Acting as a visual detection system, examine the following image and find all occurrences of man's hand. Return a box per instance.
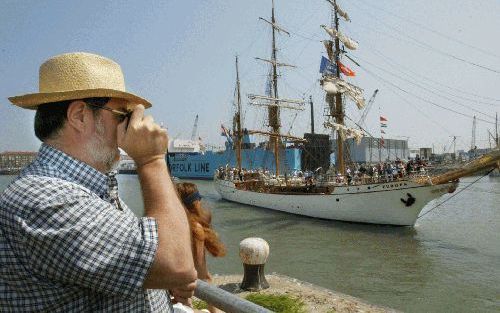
[170,280,197,306]
[117,104,168,167]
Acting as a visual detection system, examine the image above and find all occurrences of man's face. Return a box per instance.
[86,98,130,172]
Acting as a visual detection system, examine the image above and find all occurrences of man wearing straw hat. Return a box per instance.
[0,52,197,312]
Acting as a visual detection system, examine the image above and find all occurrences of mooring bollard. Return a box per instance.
[239,237,270,291]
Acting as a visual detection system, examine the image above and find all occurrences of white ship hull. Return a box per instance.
[214,178,458,226]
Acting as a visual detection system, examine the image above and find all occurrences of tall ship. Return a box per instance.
[214,0,500,226]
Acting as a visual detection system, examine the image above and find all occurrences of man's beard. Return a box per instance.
[86,114,120,172]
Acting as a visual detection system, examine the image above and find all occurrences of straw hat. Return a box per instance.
[8,52,151,109]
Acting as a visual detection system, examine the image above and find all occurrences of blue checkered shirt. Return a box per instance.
[0,144,172,312]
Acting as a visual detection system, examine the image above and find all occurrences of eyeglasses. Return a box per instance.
[86,103,131,122]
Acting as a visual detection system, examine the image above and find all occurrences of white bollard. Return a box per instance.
[239,237,270,291]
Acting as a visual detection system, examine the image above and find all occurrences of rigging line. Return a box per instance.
[349,1,500,74]
[280,76,305,99]
[351,53,497,119]
[286,29,322,42]
[284,5,326,42]
[238,23,271,80]
[417,169,494,220]
[293,38,318,65]
[360,66,461,136]
[355,0,500,60]
[345,25,500,103]
[353,60,496,125]
[366,47,500,106]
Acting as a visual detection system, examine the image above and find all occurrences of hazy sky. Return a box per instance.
[1,0,499,153]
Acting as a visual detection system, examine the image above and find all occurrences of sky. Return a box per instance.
[1,0,499,154]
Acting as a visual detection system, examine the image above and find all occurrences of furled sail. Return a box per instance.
[321,25,358,50]
[335,3,350,22]
[321,77,365,109]
[326,0,351,22]
[324,121,365,143]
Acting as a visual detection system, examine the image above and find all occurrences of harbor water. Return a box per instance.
[1,175,499,312]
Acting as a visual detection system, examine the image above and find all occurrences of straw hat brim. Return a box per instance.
[8,88,152,110]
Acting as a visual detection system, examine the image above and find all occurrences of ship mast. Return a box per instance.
[332,0,345,175]
[235,56,243,172]
[249,0,305,177]
[322,0,364,175]
[270,0,280,176]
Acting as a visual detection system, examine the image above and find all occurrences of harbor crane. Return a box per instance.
[357,89,379,128]
[191,114,199,141]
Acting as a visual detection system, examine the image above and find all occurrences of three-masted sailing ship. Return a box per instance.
[214,0,500,226]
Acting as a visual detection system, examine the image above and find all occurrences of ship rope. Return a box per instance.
[349,0,500,74]
[356,0,500,61]
[349,54,496,119]
[417,168,495,221]
[346,54,496,125]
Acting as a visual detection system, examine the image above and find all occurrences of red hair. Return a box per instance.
[175,182,226,257]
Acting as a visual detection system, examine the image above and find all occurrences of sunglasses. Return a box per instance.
[86,103,132,123]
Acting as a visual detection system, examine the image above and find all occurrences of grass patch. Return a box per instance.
[245,293,306,313]
[193,299,208,310]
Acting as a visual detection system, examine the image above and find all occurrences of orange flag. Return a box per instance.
[338,61,355,76]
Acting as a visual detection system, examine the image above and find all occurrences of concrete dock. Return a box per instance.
[210,273,399,313]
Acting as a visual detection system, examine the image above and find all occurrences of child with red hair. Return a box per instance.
[175,183,226,313]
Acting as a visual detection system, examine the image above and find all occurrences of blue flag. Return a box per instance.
[319,56,337,75]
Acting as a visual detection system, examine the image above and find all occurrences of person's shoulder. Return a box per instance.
[2,174,93,207]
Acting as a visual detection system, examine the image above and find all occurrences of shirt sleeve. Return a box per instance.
[19,186,159,298]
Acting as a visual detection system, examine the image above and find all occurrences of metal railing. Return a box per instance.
[194,279,273,313]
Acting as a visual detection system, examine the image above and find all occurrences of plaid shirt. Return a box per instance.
[0,144,172,312]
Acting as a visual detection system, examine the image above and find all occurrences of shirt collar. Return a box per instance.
[37,143,110,198]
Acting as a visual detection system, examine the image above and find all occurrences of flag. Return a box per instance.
[380,116,388,122]
[338,61,355,76]
[319,56,337,75]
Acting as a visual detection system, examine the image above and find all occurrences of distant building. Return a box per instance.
[419,148,432,160]
[409,149,420,159]
[0,151,37,173]
[332,137,409,163]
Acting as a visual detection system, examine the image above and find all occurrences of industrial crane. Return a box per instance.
[357,89,379,128]
[190,114,199,141]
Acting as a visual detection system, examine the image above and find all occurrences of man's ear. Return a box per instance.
[66,100,90,132]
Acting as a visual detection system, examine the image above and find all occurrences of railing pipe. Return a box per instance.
[194,279,273,313]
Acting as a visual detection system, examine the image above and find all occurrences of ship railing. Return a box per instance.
[194,279,272,313]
